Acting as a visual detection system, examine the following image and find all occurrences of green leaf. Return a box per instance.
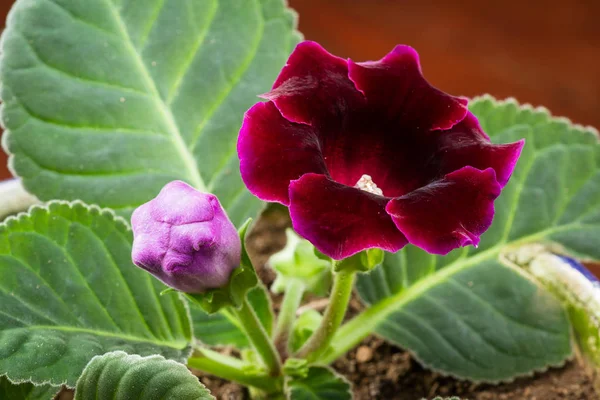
[354,96,600,381]
[0,0,300,226]
[190,285,274,348]
[286,366,352,400]
[270,229,332,296]
[0,201,192,387]
[0,376,60,400]
[334,248,384,273]
[75,351,214,400]
[282,358,309,379]
[290,310,322,354]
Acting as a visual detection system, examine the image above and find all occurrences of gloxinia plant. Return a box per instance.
[1,1,600,400]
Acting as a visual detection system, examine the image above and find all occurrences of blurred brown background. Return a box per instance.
[0,0,599,180]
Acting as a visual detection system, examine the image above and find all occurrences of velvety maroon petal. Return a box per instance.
[433,113,525,187]
[263,41,365,127]
[238,102,328,205]
[348,45,468,131]
[386,166,501,255]
[289,173,408,260]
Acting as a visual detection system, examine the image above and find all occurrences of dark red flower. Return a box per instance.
[238,41,523,259]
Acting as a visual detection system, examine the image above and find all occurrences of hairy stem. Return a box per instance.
[316,297,393,364]
[273,279,305,356]
[233,297,282,376]
[188,348,281,392]
[295,269,356,361]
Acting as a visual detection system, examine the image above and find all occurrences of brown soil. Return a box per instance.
[196,341,595,400]
[333,337,595,400]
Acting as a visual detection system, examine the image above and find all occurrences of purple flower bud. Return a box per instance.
[131,181,241,293]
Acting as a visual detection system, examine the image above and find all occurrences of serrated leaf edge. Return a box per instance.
[0,199,131,232]
[76,350,215,400]
[382,330,573,385]
[0,372,63,397]
[0,199,194,387]
[472,94,599,138]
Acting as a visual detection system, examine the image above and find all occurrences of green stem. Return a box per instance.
[233,297,282,376]
[316,297,393,364]
[188,348,281,393]
[295,269,356,361]
[273,279,305,355]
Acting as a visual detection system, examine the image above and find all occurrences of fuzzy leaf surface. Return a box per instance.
[0,202,192,387]
[75,351,213,400]
[1,0,300,225]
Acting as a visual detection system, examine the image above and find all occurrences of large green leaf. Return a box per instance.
[351,97,600,381]
[0,201,192,387]
[0,376,60,400]
[286,366,352,400]
[0,0,300,225]
[75,351,214,400]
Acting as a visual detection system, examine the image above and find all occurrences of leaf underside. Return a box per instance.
[0,376,60,400]
[0,201,192,387]
[75,351,214,400]
[357,96,600,381]
[0,0,301,226]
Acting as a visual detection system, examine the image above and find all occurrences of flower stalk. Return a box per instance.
[273,279,305,355]
[188,348,281,393]
[295,268,356,361]
[233,297,282,376]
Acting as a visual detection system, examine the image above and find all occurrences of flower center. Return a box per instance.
[355,174,384,196]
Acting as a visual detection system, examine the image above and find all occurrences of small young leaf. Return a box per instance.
[334,248,384,273]
[0,202,192,387]
[290,310,323,353]
[286,366,352,400]
[0,376,60,400]
[75,351,214,400]
[282,358,309,379]
[270,229,332,296]
[352,97,600,381]
[190,285,274,348]
[0,0,300,226]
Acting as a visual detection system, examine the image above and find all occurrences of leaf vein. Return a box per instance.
[103,0,206,191]
[447,278,564,335]
[166,0,219,104]
[189,0,266,152]
[17,31,148,96]
[136,0,167,51]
